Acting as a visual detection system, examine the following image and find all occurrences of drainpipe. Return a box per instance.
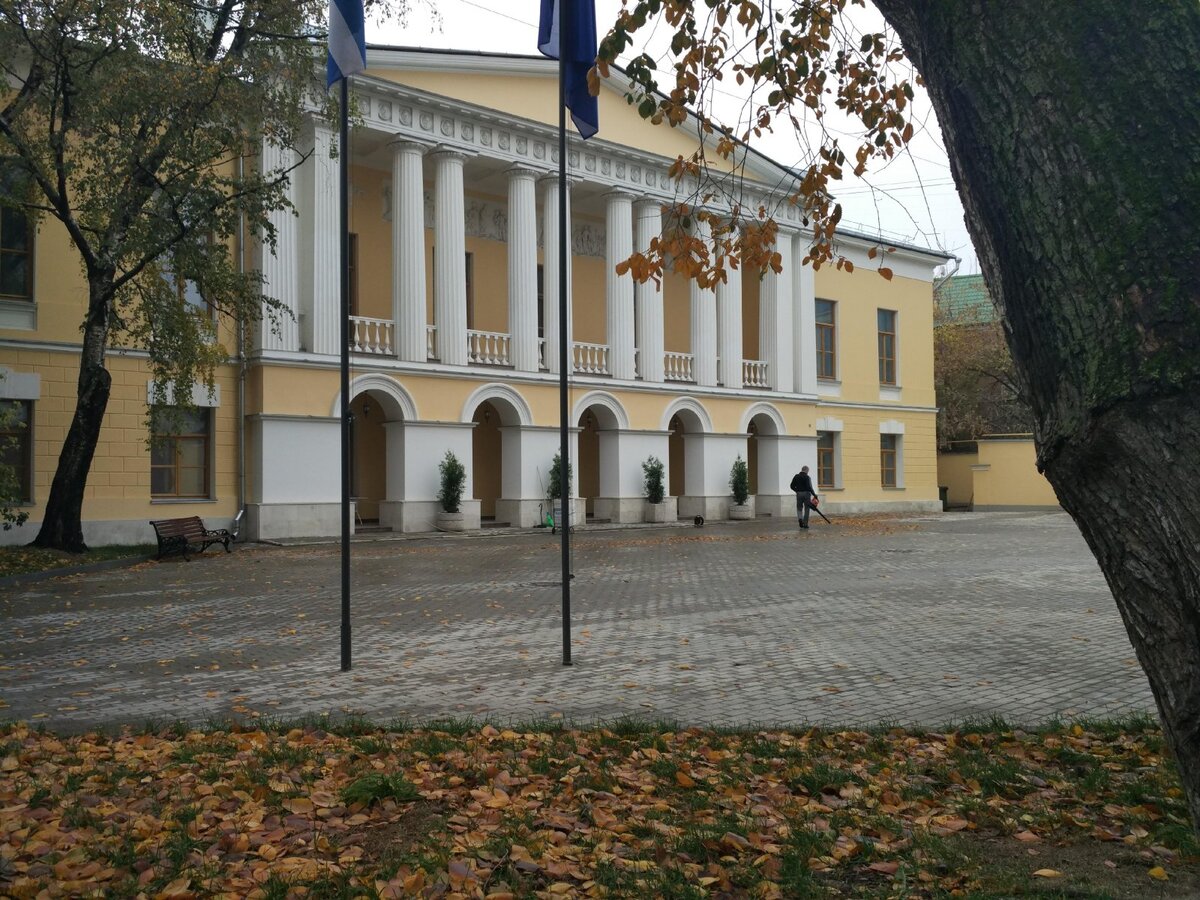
[933,254,962,298]
[236,151,247,534]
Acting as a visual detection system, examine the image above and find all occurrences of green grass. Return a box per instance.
[0,543,153,578]
[340,772,419,807]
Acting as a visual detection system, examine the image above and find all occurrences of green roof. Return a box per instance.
[935,274,996,323]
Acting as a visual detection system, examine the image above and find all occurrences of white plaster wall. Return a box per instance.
[600,429,670,499]
[401,421,475,502]
[252,416,341,503]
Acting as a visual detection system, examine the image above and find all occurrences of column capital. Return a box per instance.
[538,173,580,189]
[389,138,435,155]
[428,144,474,163]
[634,198,663,215]
[604,189,636,203]
[505,164,541,181]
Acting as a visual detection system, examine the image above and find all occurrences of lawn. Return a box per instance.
[0,717,1196,898]
[0,544,153,579]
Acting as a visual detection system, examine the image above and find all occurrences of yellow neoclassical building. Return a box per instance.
[0,47,951,545]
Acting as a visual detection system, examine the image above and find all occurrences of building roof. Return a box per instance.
[935,274,995,322]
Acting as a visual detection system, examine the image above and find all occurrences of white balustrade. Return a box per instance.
[468,330,512,366]
[349,316,394,355]
[664,351,695,383]
[743,359,769,388]
[426,324,437,360]
[572,342,610,376]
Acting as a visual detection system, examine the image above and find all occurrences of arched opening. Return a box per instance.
[351,389,400,525]
[577,403,622,519]
[469,394,525,524]
[747,408,785,515]
[472,401,503,520]
[668,414,685,499]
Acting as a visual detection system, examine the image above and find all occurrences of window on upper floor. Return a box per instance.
[0,400,32,504]
[0,162,33,303]
[816,431,837,489]
[881,433,900,488]
[151,407,212,499]
[815,299,837,380]
[878,308,898,385]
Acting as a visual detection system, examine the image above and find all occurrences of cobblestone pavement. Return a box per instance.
[0,511,1155,732]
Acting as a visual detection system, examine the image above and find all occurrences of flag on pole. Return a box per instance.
[328,0,367,87]
[538,0,600,139]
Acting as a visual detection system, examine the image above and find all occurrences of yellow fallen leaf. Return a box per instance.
[1149,866,1169,881]
[675,771,697,788]
[283,797,313,814]
[1033,869,1063,878]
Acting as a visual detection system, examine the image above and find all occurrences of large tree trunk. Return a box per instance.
[872,0,1200,824]
[32,277,115,553]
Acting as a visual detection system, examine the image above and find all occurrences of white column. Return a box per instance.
[716,228,743,389]
[432,148,468,366]
[507,167,540,373]
[775,233,795,393]
[605,191,636,380]
[541,176,573,374]
[690,219,718,387]
[392,141,428,363]
[300,123,340,356]
[259,139,300,352]
[634,200,664,382]
[793,231,818,394]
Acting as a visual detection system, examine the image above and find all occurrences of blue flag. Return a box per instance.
[538,0,600,139]
[327,0,367,87]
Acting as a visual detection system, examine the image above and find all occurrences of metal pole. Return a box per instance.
[339,76,352,672]
[558,0,572,667]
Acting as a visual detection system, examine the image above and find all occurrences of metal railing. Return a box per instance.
[467,330,512,366]
[664,351,695,383]
[349,316,394,355]
[743,359,769,388]
[572,342,610,376]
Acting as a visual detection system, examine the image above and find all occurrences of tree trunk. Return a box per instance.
[32,276,115,553]
[873,0,1200,825]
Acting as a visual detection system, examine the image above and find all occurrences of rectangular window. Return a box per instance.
[0,400,32,503]
[816,431,836,489]
[878,309,897,385]
[815,299,836,380]
[0,163,33,302]
[151,408,212,499]
[881,433,899,488]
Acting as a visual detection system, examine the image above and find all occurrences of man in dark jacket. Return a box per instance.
[790,466,817,529]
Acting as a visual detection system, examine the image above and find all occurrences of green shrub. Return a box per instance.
[438,451,466,513]
[730,455,750,505]
[642,455,665,504]
[547,451,572,500]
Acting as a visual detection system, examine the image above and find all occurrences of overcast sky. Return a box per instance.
[370,0,978,275]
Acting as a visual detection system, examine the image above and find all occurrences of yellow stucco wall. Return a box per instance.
[974,438,1060,508]
[937,450,977,507]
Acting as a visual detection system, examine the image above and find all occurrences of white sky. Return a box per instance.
[370,0,979,275]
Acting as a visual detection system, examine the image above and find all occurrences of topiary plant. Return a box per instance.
[730,455,750,506]
[643,455,665,504]
[438,450,466,513]
[547,451,572,501]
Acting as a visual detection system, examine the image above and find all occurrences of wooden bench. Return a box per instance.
[149,515,234,560]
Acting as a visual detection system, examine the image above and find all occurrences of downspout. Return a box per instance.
[236,151,247,533]
[933,254,961,296]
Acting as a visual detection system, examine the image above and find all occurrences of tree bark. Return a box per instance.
[32,276,115,553]
[872,0,1200,825]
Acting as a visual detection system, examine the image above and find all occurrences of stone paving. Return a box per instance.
[0,511,1155,732]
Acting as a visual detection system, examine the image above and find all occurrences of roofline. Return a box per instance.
[362,45,955,264]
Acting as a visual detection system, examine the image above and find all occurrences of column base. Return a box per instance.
[593,497,645,524]
[678,495,731,521]
[248,503,342,541]
[380,499,482,533]
[755,494,796,517]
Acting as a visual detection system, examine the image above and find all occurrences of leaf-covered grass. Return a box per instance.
[0,543,153,579]
[1,719,1197,898]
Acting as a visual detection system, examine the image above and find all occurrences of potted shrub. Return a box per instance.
[642,455,674,523]
[547,451,574,530]
[436,450,467,531]
[729,455,753,519]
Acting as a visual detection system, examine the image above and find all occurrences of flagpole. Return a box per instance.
[558,0,572,667]
[339,74,352,672]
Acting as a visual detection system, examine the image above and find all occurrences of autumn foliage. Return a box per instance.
[1,720,1194,897]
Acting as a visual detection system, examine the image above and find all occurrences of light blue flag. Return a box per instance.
[327,0,367,87]
[538,0,600,139]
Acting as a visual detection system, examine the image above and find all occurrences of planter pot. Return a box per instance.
[644,501,671,523]
[729,503,753,520]
[436,510,467,532]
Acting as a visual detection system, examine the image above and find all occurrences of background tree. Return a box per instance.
[0,0,412,552]
[934,296,1031,447]
[600,0,1200,830]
